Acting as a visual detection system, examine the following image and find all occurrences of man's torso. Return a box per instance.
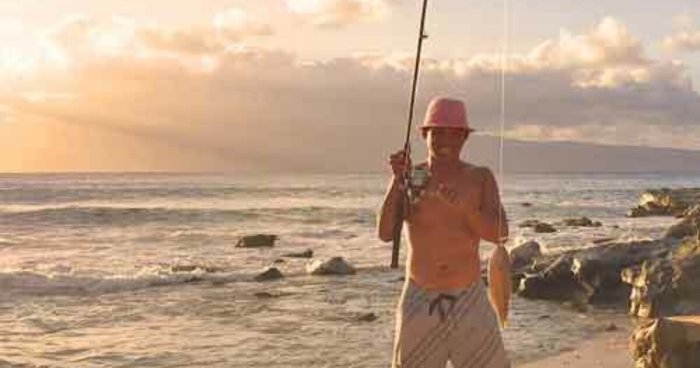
[405,161,486,290]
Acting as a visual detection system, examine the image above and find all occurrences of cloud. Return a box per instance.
[1,16,699,172]
[663,30,700,53]
[286,0,388,28]
[45,9,273,61]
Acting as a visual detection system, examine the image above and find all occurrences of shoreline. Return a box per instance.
[514,316,633,368]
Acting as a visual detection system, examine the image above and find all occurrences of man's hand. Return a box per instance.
[388,150,411,181]
[434,174,483,212]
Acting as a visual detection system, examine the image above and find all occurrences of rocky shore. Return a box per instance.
[235,188,700,367]
[509,187,700,367]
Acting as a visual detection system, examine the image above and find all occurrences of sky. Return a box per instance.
[1,0,700,172]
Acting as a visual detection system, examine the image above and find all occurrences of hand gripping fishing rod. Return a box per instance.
[391,0,429,269]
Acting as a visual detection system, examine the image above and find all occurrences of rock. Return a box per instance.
[282,249,313,258]
[236,234,278,248]
[517,254,586,302]
[629,188,700,217]
[521,202,533,207]
[604,323,618,332]
[593,221,603,227]
[664,218,698,240]
[631,316,700,368]
[518,219,541,228]
[534,222,557,233]
[254,291,276,298]
[623,240,700,318]
[306,257,356,276]
[273,258,286,264]
[683,203,700,219]
[573,240,671,303]
[518,239,673,305]
[563,217,594,227]
[510,240,542,270]
[592,237,615,244]
[254,267,284,282]
[358,312,378,322]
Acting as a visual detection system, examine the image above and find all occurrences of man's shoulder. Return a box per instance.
[460,162,493,176]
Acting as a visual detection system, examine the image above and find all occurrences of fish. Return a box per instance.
[487,245,511,329]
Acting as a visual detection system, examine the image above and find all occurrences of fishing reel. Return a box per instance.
[407,166,430,205]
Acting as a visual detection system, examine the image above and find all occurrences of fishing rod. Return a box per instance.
[391,0,429,269]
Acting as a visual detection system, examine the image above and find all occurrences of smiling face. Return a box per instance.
[423,127,469,161]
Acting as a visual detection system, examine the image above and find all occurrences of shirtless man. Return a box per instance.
[377,97,511,368]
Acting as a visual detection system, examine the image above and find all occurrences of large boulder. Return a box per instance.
[623,240,700,318]
[572,240,671,303]
[518,240,673,305]
[517,254,587,302]
[628,188,700,217]
[236,234,278,248]
[631,316,700,368]
[509,240,542,270]
[306,257,356,276]
[664,218,699,240]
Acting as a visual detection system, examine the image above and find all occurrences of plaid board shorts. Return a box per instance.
[391,278,511,368]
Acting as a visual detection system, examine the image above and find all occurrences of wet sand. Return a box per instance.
[516,323,632,368]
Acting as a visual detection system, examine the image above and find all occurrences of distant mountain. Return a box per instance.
[461,135,700,173]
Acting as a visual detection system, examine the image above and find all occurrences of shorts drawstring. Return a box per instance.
[428,293,457,322]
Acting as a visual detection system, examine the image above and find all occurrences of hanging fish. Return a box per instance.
[488,244,511,328]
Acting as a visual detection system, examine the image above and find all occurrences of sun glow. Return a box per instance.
[286,0,324,14]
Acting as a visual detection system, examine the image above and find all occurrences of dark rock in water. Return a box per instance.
[518,219,541,228]
[254,267,284,282]
[521,202,533,207]
[282,249,313,258]
[306,257,356,276]
[358,312,378,322]
[534,222,557,233]
[254,291,276,299]
[273,258,286,264]
[563,217,595,227]
[593,221,603,227]
[628,188,700,217]
[631,316,700,368]
[624,239,700,318]
[236,234,278,248]
[591,237,615,245]
[510,240,542,270]
[604,323,618,332]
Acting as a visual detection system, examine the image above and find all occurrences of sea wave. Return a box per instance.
[0,185,380,205]
[0,205,376,227]
[0,266,248,298]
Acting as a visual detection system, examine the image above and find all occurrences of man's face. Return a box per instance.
[424,127,468,159]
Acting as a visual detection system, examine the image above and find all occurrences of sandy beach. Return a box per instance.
[517,324,632,368]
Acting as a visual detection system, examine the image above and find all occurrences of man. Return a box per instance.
[377,97,511,368]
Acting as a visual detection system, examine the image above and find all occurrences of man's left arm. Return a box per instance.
[466,167,509,244]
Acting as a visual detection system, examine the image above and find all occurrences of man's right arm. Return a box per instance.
[376,178,406,242]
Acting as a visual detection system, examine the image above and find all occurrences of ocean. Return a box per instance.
[1,172,698,367]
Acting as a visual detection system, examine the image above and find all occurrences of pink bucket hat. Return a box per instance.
[419,97,474,133]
